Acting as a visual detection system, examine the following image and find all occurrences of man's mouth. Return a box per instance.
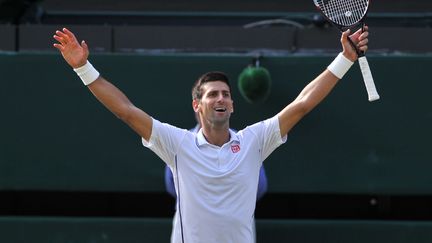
[214,107,227,112]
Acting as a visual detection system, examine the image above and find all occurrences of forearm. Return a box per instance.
[296,52,354,112]
[53,28,154,140]
[87,76,135,119]
[87,77,153,140]
[278,53,353,136]
[73,61,133,118]
[294,69,339,113]
[277,70,338,135]
[72,61,152,140]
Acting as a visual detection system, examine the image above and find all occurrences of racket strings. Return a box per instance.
[318,0,368,26]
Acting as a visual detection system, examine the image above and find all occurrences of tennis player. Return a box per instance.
[53,26,369,243]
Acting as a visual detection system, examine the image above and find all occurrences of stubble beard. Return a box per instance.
[206,113,230,130]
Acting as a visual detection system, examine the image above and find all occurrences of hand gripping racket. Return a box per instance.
[313,0,380,101]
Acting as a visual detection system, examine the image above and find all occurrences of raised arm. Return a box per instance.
[277,27,369,137]
[53,28,153,141]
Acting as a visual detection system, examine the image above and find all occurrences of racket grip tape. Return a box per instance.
[358,56,380,102]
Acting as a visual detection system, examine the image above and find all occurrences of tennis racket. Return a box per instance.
[313,0,380,102]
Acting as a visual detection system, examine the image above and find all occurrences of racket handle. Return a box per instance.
[358,56,380,102]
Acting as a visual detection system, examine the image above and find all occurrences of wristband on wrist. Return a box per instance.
[73,61,100,86]
[327,53,354,79]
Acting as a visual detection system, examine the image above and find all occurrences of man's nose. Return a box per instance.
[216,93,225,102]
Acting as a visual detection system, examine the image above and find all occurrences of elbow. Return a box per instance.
[114,104,135,123]
[295,98,313,117]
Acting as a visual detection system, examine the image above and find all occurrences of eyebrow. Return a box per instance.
[206,89,230,95]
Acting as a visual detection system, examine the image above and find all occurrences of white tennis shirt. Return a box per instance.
[142,115,286,243]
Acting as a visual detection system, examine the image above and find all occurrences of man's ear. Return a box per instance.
[192,99,200,112]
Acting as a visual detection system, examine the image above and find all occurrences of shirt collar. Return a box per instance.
[196,128,239,147]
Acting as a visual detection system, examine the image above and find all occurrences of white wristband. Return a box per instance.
[327,53,354,79]
[73,61,100,86]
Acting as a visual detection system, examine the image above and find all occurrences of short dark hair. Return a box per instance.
[191,71,231,100]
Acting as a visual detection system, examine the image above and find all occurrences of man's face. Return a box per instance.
[193,81,234,127]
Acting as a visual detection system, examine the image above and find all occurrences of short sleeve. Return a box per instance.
[142,118,187,167]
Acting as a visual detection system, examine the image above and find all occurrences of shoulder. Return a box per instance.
[241,116,279,134]
[147,118,192,145]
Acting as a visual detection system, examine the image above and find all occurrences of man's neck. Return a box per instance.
[201,126,230,147]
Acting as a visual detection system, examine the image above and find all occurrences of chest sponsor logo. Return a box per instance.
[231,144,240,153]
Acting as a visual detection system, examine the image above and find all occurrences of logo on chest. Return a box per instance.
[231,144,241,153]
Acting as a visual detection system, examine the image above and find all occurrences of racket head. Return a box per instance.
[313,0,370,30]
